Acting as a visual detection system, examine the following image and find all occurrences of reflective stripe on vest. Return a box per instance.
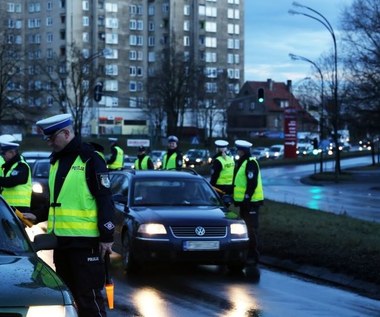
[233,158,264,202]
[163,152,177,170]
[2,159,32,208]
[215,156,235,186]
[48,157,99,237]
[134,156,149,170]
[108,146,124,170]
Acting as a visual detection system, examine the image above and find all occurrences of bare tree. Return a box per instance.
[340,0,380,163]
[36,43,105,138]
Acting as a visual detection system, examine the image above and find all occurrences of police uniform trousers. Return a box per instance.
[239,202,260,262]
[54,248,107,317]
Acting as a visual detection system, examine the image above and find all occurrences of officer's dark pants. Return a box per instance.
[240,203,260,263]
[54,248,107,317]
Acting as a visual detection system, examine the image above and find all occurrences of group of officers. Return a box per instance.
[0,115,263,317]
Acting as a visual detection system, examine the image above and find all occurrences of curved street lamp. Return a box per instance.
[289,53,324,173]
[289,2,341,176]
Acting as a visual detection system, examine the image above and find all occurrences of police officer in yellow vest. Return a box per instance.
[134,146,154,170]
[162,135,183,170]
[0,134,18,177]
[210,140,235,196]
[233,140,264,265]
[0,141,34,220]
[36,114,115,317]
[107,137,124,170]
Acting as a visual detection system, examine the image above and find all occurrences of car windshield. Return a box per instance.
[186,150,204,158]
[0,199,30,254]
[33,161,50,178]
[132,178,221,207]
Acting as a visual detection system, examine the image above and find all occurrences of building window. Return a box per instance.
[83,16,89,26]
[184,5,190,15]
[148,36,155,46]
[184,36,190,46]
[129,66,136,76]
[205,7,217,17]
[129,81,137,92]
[205,37,217,48]
[129,50,137,60]
[82,0,89,10]
[46,17,53,26]
[83,32,89,42]
[205,22,217,32]
[47,33,53,43]
[184,20,190,31]
[148,5,155,16]
[106,33,118,44]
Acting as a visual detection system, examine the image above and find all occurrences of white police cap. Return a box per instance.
[0,141,20,153]
[215,140,229,148]
[235,139,253,149]
[36,114,72,136]
[168,135,178,143]
[0,134,17,143]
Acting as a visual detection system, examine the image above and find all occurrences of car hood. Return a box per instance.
[0,255,71,307]
[131,206,235,225]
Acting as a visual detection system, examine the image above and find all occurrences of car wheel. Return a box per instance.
[121,233,140,274]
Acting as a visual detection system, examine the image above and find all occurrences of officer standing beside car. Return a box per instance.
[134,146,154,170]
[162,135,183,170]
[210,140,235,196]
[106,137,124,171]
[36,113,115,317]
[0,140,34,220]
[232,139,264,265]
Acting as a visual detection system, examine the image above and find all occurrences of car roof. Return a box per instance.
[111,169,202,180]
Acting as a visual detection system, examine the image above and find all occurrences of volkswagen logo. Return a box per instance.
[195,226,205,236]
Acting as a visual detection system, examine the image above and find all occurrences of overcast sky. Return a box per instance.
[244,0,353,83]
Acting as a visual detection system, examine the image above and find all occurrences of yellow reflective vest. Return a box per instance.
[2,159,32,208]
[233,158,264,202]
[134,156,149,170]
[215,155,235,186]
[108,146,124,170]
[48,157,99,237]
[163,152,178,170]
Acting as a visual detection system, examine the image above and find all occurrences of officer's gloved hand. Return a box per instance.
[99,242,114,260]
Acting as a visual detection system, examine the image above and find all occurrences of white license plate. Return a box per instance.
[183,241,220,251]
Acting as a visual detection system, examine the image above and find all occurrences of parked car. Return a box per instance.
[183,149,211,167]
[30,159,50,218]
[22,151,51,169]
[251,147,269,160]
[358,140,372,151]
[123,155,136,170]
[296,143,314,156]
[109,170,249,274]
[150,150,166,169]
[0,195,78,316]
[268,144,284,159]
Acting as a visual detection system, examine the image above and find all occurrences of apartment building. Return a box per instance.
[4,0,244,139]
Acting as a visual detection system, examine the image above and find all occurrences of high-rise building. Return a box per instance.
[4,0,244,138]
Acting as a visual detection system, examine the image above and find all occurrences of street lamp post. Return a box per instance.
[289,1,340,177]
[289,53,324,173]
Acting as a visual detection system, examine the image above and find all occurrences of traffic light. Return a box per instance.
[257,88,264,103]
[94,82,103,102]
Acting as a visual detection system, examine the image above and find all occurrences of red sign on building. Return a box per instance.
[284,108,297,159]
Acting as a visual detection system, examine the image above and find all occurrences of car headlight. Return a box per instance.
[32,182,44,194]
[27,305,78,317]
[230,223,247,235]
[138,223,167,235]
[195,158,201,163]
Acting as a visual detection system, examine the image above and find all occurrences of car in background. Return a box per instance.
[123,155,136,170]
[150,150,166,169]
[183,149,211,167]
[251,147,269,160]
[109,170,249,274]
[358,140,372,151]
[268,144,284,159]
[22,151,51,169]
[30,159,50,218]
[0,195,78,316]
[296,143,314,156]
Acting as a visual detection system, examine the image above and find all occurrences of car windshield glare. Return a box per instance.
[132,179,221,207]
[0,200,30,254]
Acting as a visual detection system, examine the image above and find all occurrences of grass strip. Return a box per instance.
[255,200,380,285]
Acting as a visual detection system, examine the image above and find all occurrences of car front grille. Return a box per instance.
[170,226,227,238]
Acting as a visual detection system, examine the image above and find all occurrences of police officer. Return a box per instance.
[0,134,17,177]
[36,113,115,317]
[233,140,264,265]
[210,140,235,196]
[106,137,124,170]
[162,135,183,170]
[0,141,34,218]
[134,146,154,170]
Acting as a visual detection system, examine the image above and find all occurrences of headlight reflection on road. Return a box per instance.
[133,287,168,317]
[224,286,260,316]
[307,187,323,210]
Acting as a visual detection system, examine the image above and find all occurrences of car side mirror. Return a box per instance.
[222,195,234,207]
[32,233,58,251]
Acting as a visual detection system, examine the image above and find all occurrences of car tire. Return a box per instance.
[122,233,140,274]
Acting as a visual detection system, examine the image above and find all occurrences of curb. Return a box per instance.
[260,256,380,300]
